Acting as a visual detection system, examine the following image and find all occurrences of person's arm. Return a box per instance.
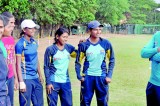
[141,36,158,58]
[75,43,85,81]
[12,59,19,90]
[150,48,160,62]
[37,60,44,84]
[44,47,54,94]
[44,47,53,85]
[13,44,19,90]
[69,44,77,58]
[15,42,26,92]
[16,55,26,92]
[106,42,115,83]
[0,52,8,95]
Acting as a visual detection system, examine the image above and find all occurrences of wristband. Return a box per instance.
[19,82,26,89]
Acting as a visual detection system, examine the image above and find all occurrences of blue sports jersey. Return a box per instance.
[15,36,38,79]
[0,48,8,96]
[75,37,115,80]
[141,31,160,86]
[0,40,7,58]
[44,44,76,85]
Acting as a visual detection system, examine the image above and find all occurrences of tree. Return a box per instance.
[0,0,30,20]
[56,0,78,26]
[75,0,98,24]
[96,0,129,25]
[29,0,78,26]
[128,0,157,24]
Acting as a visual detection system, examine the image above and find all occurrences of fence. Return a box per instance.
[113,24,160,35]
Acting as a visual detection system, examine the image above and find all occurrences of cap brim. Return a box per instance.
[27,24,40,29]
[35,24,40,29]
[99,25,104,27]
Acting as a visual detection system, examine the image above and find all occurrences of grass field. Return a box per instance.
[14,34,152,106]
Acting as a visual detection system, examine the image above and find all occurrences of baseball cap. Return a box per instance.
[87,20,103,30]
[21,19,40,30]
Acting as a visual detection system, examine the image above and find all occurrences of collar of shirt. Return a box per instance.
[22,36,35,44]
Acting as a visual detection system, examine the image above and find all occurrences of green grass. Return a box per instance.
[14,34,152,106]
[108,35,151,106]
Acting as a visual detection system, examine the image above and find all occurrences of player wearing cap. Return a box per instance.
[75,20,115,106]
[15,19,43,106]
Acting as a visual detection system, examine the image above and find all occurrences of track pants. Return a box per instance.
[80,75,109,106]
[146,82,160,106]
[0,95,11,106]
[47,82,72,106]
[7,76,14,106]
[19,78,43,106]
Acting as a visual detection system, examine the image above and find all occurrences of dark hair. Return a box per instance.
[1,15,9,26]
[54,27,69,44]
[0,15,8,27]
[19,30,25,38]
[1,12,14,18]
[86,27,93,32]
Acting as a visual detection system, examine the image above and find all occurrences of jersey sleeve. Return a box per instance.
[44,47,53,85]
[106,42,115,78]
[141,35,158,58]
[151,53,160,62]
[15,41,24,56]
[68,44,77,58]
[75,43,85,80]
[0,48,8,96]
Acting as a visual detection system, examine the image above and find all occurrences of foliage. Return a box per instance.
[28,0,58,25]
[128,0,157,24]
[75,0,98,24]
[24,0,97,26]
[57,0,78,26]
[96,0,129,25]
[152,3,160,24]
[0,0,30,19]
[0,0,159,27]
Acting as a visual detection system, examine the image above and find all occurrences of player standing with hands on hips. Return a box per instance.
[75,20,115,106]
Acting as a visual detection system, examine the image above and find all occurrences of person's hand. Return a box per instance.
[46,84,54,94]
[39,76,44,84]
[14,78,19,90]
[80,77,85,82]
[158,47,160,52]
[79,39,86,44]
[19,82,26,92]
[105,77,112,83]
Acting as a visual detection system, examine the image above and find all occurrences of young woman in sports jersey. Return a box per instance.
[1,12,19,106]
[44,27,76,106]
[141,31,160,106]
[75,20,115,106]
[15,19,44,106]
[0,15,11,106]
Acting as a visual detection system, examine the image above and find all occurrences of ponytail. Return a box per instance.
[19,31,25,38]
